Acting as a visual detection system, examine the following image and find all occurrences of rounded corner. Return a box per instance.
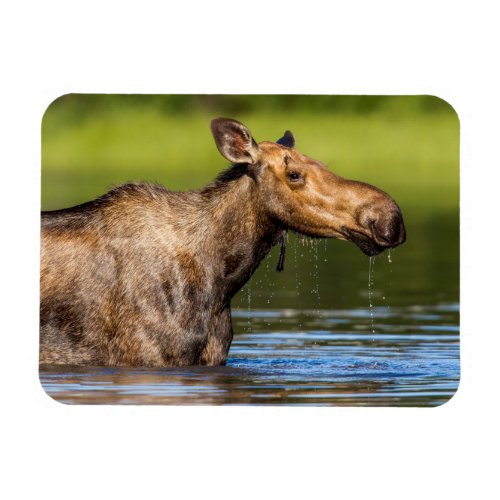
[41,93,75,129]
[431,373,461,409]
[38,369,70,406]
[423,94,460,128]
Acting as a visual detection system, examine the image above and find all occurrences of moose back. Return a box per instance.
[40,118,405,366]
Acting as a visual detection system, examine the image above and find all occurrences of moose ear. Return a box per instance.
[276,130,295,148]
[210,118,261,164]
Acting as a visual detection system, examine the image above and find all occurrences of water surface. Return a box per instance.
[41,304,458,406]
[40,211,459,406]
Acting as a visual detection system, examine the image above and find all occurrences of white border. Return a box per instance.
[2,1,498,499]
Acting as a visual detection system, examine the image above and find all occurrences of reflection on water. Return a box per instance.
[40,212,459,406]
[40,303,459,406]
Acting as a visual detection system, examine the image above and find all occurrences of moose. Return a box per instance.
[40,118,406,367]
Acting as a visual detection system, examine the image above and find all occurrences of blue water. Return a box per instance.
[40,303,459,406]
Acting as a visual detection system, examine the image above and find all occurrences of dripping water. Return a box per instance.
[264,253,274,327]
[312,240,321,315]
[384,248,394,319]
[293,235,302,331]
[388,248,394,285]
[304,237,314,323]
[381,249,393,304]
[264,252,270,283]
[246,282,252,333]
[368,256,376,337]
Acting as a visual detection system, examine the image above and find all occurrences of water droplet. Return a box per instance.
[368,256,376,336]
[246,282,252,333]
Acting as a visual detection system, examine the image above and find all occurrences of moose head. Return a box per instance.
[211,118,406,256]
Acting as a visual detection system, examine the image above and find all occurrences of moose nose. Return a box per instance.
[372,211,406,247]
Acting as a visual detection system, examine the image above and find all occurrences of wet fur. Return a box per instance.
[40,118,405,367]
[40,175,282,366]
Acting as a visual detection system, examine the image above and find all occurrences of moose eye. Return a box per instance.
[287,170,302,182]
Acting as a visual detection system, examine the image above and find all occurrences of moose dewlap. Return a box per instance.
[40,118,406,367]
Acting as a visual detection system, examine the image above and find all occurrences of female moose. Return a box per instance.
[40,118,405,367]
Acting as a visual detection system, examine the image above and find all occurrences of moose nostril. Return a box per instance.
[373,212,403,246]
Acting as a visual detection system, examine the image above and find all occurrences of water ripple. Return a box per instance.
[40,302,460,406]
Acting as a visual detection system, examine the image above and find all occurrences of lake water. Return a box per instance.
[40,209,460,406]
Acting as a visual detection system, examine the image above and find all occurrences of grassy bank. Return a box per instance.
[42,98,459,212]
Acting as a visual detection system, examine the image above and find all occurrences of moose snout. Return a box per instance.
[371,210,406,248]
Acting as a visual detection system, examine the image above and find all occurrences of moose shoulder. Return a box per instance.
[40,118,405,367]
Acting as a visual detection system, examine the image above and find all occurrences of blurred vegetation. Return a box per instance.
[41,94,459,212]
[41,95,459,310]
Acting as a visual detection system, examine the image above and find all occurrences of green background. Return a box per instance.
[42,94,458,211]
[41,94,459,313]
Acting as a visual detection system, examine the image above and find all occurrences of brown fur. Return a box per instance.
[40,118,405,367]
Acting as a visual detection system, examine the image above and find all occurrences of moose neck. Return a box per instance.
[197,169,283,301]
